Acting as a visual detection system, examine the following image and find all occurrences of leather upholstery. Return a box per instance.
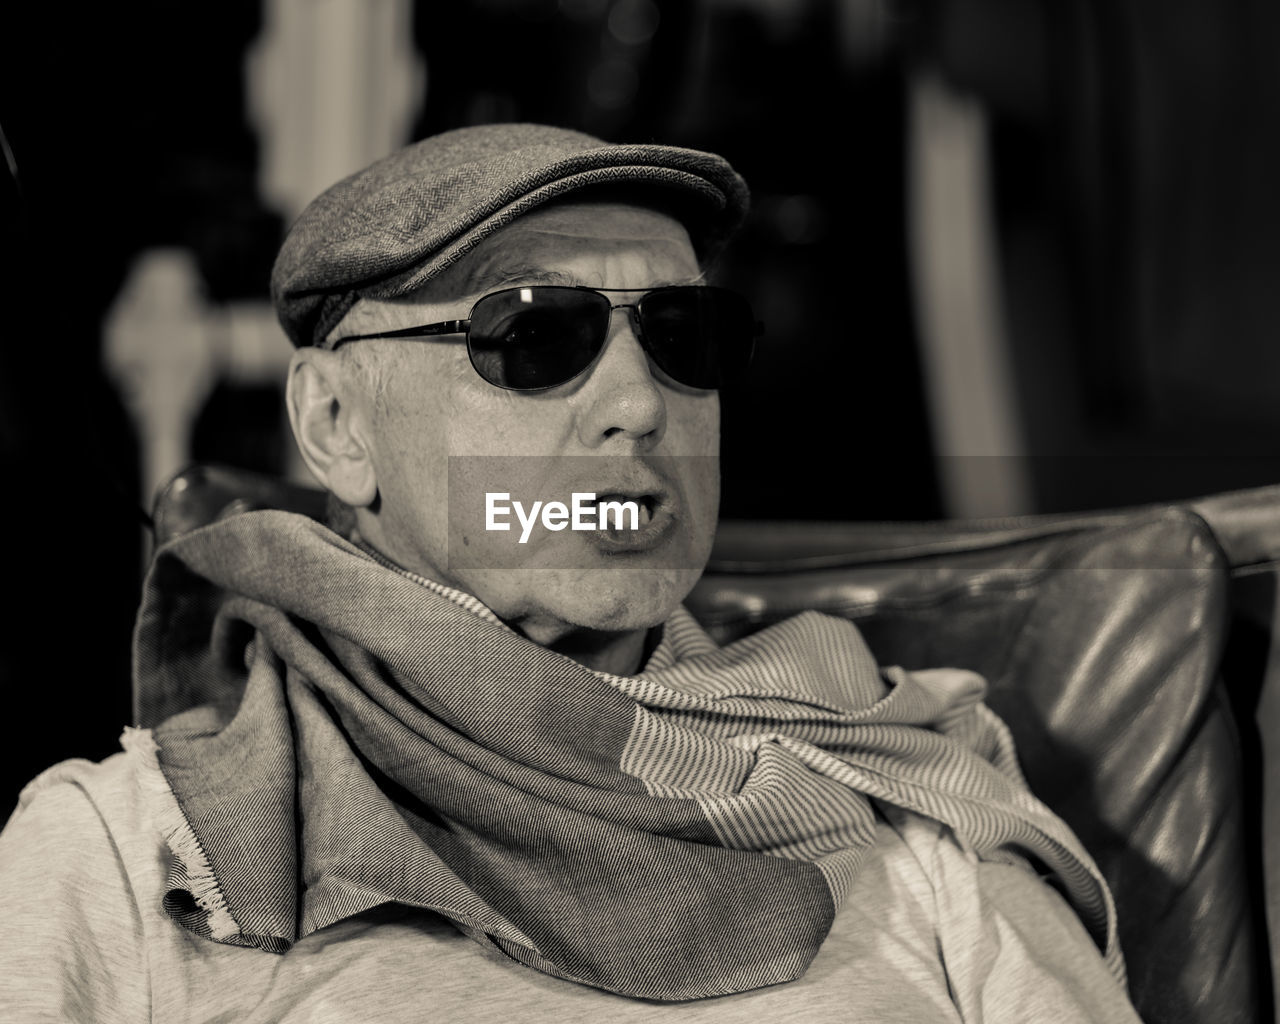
[152,465,1275,1023]
[695,509,1262,1024]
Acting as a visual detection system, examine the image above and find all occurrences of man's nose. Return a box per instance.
[575,307,666,448]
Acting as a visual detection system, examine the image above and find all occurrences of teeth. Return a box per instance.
[584,493,660,532]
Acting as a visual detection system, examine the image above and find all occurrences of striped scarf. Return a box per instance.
[130,510,1122,1000]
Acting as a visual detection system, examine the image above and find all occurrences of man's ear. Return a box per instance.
[286,348,378,508]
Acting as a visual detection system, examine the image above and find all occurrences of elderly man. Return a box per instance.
[0,125,1140,1022]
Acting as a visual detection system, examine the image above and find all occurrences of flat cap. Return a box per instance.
[270,123,750,347]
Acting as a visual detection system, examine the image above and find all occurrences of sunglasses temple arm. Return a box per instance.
[332,319,472,346]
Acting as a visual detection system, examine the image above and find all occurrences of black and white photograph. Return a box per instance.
[1,1,1277,1020]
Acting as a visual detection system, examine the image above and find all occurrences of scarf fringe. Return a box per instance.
[121,726,242,943]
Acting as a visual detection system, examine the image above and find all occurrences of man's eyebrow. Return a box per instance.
[462,266,580,291]
[494,268,580,288]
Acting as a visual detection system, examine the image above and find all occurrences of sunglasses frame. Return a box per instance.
[329,285,761,392]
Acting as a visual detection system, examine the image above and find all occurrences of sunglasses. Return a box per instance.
[330,285,761,391]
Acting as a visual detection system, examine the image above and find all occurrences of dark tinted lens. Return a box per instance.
[636,287,756,388]
[467,287,611,389]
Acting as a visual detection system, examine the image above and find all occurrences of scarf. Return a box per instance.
[127,510,1122,1000]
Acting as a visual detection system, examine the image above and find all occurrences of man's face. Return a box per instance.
[334,201,720,646]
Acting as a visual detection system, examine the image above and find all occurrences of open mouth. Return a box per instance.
[584,489,676,551]
[590,492,657,528]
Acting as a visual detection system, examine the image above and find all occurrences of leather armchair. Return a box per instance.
[154,465,1278,1024]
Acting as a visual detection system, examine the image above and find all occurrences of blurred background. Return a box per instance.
[3,0,1280,805]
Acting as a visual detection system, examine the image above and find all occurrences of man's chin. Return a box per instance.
[463,566,703,638]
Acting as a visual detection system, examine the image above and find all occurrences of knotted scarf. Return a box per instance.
[128,510,1122,1000]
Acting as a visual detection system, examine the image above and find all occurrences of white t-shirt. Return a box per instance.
[0,748,1140,1023]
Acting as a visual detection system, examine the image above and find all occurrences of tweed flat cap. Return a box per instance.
[271,123,750,347]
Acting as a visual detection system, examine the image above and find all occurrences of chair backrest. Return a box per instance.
[153,464,1273,1024]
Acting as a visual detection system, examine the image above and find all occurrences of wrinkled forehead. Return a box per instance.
[330,200,701,338]
[445,201,700,294]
